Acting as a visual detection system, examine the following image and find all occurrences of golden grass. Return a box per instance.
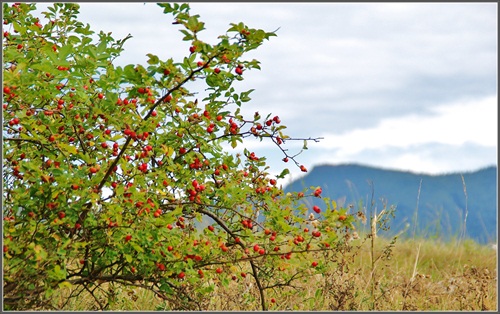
[50,236,497,311]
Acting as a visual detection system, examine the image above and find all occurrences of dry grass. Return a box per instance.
[51,236,497,311]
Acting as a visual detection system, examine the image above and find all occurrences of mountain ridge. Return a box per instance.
[284,163,497,244]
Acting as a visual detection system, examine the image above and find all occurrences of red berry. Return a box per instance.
[216,267,223,274]
[312,261,318,267]
[178,272,185,279]
[313,206,321,214]
[214,68,221,74]
[207,225,215,232]
[125,234,132,242]
[235,67,243,75]
[58,211,66,219]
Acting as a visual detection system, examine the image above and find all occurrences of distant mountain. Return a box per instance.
[284,164,497,244]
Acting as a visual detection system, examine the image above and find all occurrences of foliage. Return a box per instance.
[2,2,357,310]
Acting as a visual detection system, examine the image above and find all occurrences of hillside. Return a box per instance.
[284,164,497,244]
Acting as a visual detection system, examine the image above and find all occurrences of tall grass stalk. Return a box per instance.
[458,174,469,247]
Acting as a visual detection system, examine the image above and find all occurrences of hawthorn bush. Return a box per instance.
[3,3,356,310]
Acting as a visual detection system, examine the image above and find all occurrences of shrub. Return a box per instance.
[2,3,355,310]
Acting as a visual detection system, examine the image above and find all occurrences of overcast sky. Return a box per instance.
[35,2,497,183]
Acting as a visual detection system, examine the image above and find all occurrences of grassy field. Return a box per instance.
[52,235,497,311]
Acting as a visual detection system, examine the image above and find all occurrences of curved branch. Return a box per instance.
[196,206,267,310]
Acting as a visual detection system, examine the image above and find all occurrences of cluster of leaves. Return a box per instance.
[2,2,357,310]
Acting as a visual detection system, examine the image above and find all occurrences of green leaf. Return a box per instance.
[58,281,73,289]
[58,143,78,155]
[206,74,219,87]
[58,44,73,60]
[96,39,107,54]
[146,53,160,65]
[180,29,194,41]
[131,243,144,253]
[277,168,290,179]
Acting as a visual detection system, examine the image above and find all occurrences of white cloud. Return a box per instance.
[317,95,497,155]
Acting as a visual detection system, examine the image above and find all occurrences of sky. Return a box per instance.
[34,2,498,184]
